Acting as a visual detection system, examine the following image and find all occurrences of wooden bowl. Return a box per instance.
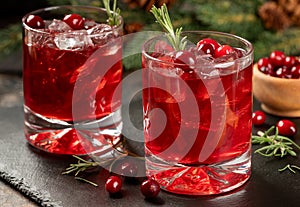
[253,64,300,117]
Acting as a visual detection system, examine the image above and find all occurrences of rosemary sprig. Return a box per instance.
[150,3,187,51]
[103,0,121,26]
[252,126,300,157]
[62,155,101,176]
[278,164,300,174]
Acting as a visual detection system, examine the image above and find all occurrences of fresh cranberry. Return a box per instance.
[274,66,290,78]
[283,56,297,69]
[214,45,234,58]
[173,50,196,71]
[257,57,273,75]
[105,175,122,194]
[63,13,85,30]
[25,15,45,29]
[197,38,220,50]
[276,119,297,137]
[291,65,300,79]
[252,110,266,126]
[269,50,285,67]
[197,43,215,55]
[140,178,160,198]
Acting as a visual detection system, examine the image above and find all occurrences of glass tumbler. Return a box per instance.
[142,31,253,195]
[22,5,123,155]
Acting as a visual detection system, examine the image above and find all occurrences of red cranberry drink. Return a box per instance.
[142,31,253,195]
[22,6,123,155]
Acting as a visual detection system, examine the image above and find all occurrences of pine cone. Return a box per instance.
[278,0,300,15]
[258,1,292,31]
[291,5,300,26]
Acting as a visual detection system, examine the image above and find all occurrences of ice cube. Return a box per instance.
[87,24,115,45]
[48,19,72,32]
[54,30,94,51]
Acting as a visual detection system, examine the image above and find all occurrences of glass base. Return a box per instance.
[145,147,251,196]
[24,106,123,155]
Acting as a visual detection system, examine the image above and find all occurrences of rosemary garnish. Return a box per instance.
[278,164,300,174]
[150,3,187,51]
[252,126,300,157]
[103,0,121,26]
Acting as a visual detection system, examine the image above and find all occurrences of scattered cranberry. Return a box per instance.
[276,119,297,137]
[25,15,45,29]
[105,175,122,194]
[252,110,266,126]
[269,50,285,67]
[140,178,160,198]
[214,45,234,58]
[63,13,85,30]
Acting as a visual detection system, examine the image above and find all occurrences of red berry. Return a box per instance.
[140,178,160,198]
[257,57,273,75]
[25,15,45,29]
[276,119,297,137]
[214,45,234,58]
[105,175,122,194]
[252,110,266,126]
[275,66,291,78]
[197,38,220,50]
[283,56,297,69]
[291,65,300,79]
[269,50,285,67]
[197,43,215,55]
[63,13,85,30]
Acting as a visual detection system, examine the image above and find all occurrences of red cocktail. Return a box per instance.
[22,6,123,155]
[142,31,253,195]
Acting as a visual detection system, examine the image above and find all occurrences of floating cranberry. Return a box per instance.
[291,65,300,79]
[197,43,215,55]
[63,13,85,30]
[25,15,45,29]
[252,110,266,126]
[214,45,234,58]
[269,50,285,67]
[105,175,122,194]
[197,38,220,51]
[276,119,297,137]
[140,178,160,198]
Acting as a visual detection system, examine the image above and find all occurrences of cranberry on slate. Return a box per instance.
[25,15,45,29]
[140,178,160,198]
[276,119,297,137]
[252,110,266,126]
[63,13,85,30]
[214,45,234,58]
[269,50,285,67]
[105,175,122,194]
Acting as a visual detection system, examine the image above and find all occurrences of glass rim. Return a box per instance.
[22,5,123,35]
[142,30,254,68]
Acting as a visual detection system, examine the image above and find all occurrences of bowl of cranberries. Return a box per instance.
[253,50,300,117]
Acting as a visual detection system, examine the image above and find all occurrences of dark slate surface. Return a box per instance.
[0,73,300,207]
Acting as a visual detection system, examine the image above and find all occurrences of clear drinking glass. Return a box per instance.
[142,31,253,195]
[22,5,123,155]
